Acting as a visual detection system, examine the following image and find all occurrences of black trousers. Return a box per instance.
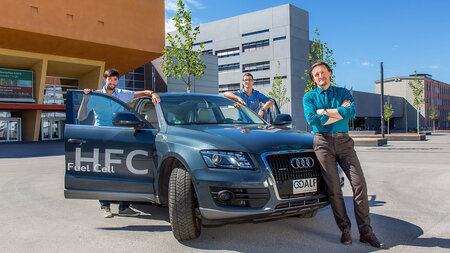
[314,132,372,235]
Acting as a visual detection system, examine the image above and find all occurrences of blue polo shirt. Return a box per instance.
[86,88,135,126]
[233,89,274,113]
[303,86,356,133]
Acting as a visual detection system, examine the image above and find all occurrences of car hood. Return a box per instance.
[166,124,314,154]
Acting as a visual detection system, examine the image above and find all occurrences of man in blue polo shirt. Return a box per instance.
[77,68,160,218]
[224,73,274,117]
[303,62,385,249]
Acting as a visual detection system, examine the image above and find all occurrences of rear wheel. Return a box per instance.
[298,209,318,218]
[169,167,201,241]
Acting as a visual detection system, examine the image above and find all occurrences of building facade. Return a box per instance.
[0,0,164,142]
[351,90,404,132]
[375,74,450,130]
[190,4,311,128]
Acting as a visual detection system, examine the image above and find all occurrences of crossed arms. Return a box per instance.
[303,89,356,128]
[316,100,351,126]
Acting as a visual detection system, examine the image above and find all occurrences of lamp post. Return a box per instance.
[380,62,385,138]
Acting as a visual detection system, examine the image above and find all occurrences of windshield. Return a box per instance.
[160,95,266,125]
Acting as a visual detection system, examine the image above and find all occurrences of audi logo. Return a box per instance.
[290,157,315,169]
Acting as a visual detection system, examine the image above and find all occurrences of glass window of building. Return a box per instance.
[44,77,78,105]
[121,66,145,91]
[218,63,240,73]
[219,83,240,93]
[193,40,213,46]
[242,39,270,52]
[241,29,269,37]
[202,49,213,55]
[0,111,21,142]
[253,78,270,86]
[216,47,240,58]
[242,61,270,72]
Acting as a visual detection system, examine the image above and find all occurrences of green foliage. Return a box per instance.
[383,97,394,122]
[408,71,426,108]
[408,71,426,134]
[429,104,438,120]
[383,96,394,134]
[268,62,290,110]
[301,27,337,93]
[161,0,206,92]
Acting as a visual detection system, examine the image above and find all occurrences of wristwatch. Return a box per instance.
[321,109,327,115]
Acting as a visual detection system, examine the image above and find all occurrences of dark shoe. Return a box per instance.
[340,231,352,245]
[118,207,140,217]
[360,231,386,249]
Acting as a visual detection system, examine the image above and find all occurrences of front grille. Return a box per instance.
[264,151,327,199]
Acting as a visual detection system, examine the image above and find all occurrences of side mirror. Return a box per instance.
[272,114,292,126]
[112,112,145,129]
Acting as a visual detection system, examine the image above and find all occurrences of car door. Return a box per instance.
[64,90,158,202]
[261,99,281,124]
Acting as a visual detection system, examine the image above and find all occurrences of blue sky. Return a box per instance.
[165,0,450,93]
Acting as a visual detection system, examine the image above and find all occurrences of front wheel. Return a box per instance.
[169,167,201,241]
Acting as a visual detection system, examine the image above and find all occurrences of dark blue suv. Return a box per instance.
[64,91,344,241]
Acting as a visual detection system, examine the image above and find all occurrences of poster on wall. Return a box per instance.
[0,68,34,102]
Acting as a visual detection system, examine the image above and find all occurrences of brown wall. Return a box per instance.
[0,0,165,74]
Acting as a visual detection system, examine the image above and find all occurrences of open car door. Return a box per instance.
[64,90,158,202]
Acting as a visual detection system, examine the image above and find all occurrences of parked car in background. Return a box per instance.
[64,91,344,241]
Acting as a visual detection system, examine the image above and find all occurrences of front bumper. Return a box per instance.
[199,193,328,222]
[192,150,334,224]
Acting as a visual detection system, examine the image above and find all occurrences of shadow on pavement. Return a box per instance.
[0,141,64,158]
[100,225,172,232]
[97,196,449,252]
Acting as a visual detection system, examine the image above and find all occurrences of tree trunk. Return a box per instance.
[417,108,420,135]
[387,120,390,135]
[187,75,191,93]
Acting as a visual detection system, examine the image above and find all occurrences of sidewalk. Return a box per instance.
[0,140,64,158]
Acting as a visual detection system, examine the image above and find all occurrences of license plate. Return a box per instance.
[293,178,317,194]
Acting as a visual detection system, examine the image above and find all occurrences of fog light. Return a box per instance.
[217,190,234,202]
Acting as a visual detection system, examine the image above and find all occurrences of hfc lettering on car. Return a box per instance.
[66,148,149,174]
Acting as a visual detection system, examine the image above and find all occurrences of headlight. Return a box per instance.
[201,150,254,169]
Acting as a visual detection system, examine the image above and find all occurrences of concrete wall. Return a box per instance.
[375,76,426,130]
[166,54,219,94]
[353,91,404,118]
[185,4,310,129]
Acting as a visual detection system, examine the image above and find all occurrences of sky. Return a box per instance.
[164,0,450,93]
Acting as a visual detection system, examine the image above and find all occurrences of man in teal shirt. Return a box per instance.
[303,62,385,249]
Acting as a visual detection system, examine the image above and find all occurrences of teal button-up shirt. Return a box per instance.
[303,86,356,133]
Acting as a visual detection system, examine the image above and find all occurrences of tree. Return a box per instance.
[408,71,426,134]
[383,96,394,134]
[161,0,206,93]
[301,27,337,93]
[429,104,438,132]
[268,61,290,110]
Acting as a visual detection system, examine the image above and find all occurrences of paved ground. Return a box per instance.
[0,134,449,252]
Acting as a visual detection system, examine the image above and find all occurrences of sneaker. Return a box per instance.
[118,207,140,217]
[102,206,113,218]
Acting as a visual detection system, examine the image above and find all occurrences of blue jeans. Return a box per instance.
[100,200,130,211]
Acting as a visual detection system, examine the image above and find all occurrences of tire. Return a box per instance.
[298,209,318,218]
[169,167,201,241]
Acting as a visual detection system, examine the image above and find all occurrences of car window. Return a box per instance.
[71,92,133,127]
[160,96,265,125]
[138,100,159,129]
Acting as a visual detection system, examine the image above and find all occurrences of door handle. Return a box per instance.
[67,138,86,144]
